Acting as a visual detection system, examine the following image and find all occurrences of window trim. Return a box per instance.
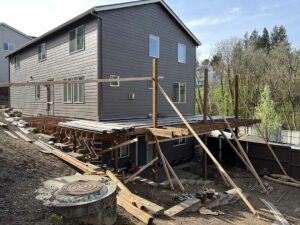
[178,43,186,64]
[69,25,85,54]
[173,138,186,147]
[35,85,41,100]
[3,42,14,51]
[109,75,120,87]
[14,55,20,70]
[73,76,85,104]
[149,34,160,58]
[38,43,47,62]
[172,82,186,104]
[64,78,73,104]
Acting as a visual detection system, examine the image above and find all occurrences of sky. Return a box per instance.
[1,0,300,61]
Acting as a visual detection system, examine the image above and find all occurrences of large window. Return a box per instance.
[178,43,186,63]
[149,35,159,58]
[73,77,85,103]
[14,55,20,70]
[35,85,40,100]
[172,82,186,103]
[110,75,119,87]
[173,138,186,146]
[69,25,85,53]
[64,77,85,103]
[38,43,47,61]
[3,42,14,51]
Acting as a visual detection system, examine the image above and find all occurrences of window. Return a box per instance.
[172,82,186,103]
[3,42,14,51]
[173,138,186,146]
[64,78,73,103]
[69,25,85,53]
[38,43,47,61]
[147,80,153,89]
[111,144,130,159]
[73,76,85,103]
[14,55,20,70]
[35,85,40,100]
[178,43,186,63]
[149,35,159,58]
[110,75,119,87]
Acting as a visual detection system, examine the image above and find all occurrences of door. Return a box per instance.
[46,79,54,115]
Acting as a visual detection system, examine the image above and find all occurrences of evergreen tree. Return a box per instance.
[249,29,260,47]
[259,28,271,49]
[271,25,288,46]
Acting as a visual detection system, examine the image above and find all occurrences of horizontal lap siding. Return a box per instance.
[99,3,196,119]
[10,19,99,120]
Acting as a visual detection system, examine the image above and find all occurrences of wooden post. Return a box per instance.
[157,83,259,218]
[73,134,77,152]
[114,145,119,174]
[202,68,209,179]
[152,59,158,182]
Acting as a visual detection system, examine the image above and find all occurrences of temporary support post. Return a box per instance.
[73,134,77,152]
[202,68,209,179]
[234,75,239,137]
[157,83,259,218]
[152,59,158,182]
[240,98,288,176]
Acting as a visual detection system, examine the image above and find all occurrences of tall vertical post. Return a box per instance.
[114,147,119,173]
[152,59,158,182]
[202,68,209,179]
[234,75,239,137]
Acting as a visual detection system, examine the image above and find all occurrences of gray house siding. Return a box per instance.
[0,24,31,83]
[98,3,196,120]
[10,18,99,120]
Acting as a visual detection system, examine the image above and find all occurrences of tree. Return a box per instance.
[249,29,260,47]
[258,28,271,49]
[202,59,210,66]
[271,25,289,46]
[254,85,281,141]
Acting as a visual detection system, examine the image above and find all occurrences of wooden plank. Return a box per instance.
[100,138,137,155]
[259,198,289,225]
[148,128,173,138]
[125,157,159,184]
[130,176,159,187]
[4,130,19,139]
[157,83,259,218]
[163,126,189,136]
[0,76,164,87]
[164,198,201,217]
[117,193,153,225]
[19,127,29,134]
[15,131,33,143]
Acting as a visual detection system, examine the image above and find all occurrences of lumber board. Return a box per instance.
[259,198,289,225]
[264,175,300,188]
[15,131,33,143]
[148,128,174,138]
[99,138,138,155]
[130,176,159,187]
[0,76,164,87]
[4,130,19,139]
[117,193,153,225]
[164,198,201,217]
[163,126,189,136]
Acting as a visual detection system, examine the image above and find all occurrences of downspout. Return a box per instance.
[91,11,103,121]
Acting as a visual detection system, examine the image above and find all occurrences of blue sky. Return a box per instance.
[1,0,300,60]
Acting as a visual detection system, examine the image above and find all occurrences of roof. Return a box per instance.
[0,22,33,40]
[6,0,200,57]
[59,115,232,134]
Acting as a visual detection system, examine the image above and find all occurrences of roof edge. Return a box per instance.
[0,22,33,40]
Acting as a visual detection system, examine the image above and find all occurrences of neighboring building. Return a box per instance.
[7,0,200,121]
[195,66,219,88]
[0,23,32,103]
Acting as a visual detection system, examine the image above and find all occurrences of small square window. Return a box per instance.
[69,25,85,53]
[38,43,47,61]
[149,35,159,58]
[35,85,40,100]
[173,138,186,146]
[3,42,14,51]
[110,75,119,87]
[178,43,186,63]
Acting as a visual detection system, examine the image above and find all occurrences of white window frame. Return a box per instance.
[173,138,186,147]
[3,42,14,51]
[35,85,40,100]
[172,82,186,103]
[64,78,73,103]
[69,25,85,54]
[14,55,20,70]
[149,34,160,58]
[178,43,186,63]
[73,76,85,103]
[38,43,47,62]
[110,75,120,87]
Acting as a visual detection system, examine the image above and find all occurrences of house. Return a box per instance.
[7,0,200,121]
[0,23,32,103]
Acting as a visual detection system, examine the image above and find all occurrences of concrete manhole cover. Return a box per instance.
[61,180,103,196]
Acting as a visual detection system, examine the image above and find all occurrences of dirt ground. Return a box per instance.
[0,115,299,225]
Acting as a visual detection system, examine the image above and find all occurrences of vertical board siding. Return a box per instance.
[99,3,196,119]
[10,19,99,120]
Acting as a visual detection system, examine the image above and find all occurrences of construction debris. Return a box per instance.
[260,198,290,225]
[15,131,33,143]
[0,121,8,128]
[4,130,19,139]
[199,207,224,216]
[264,174,300,188]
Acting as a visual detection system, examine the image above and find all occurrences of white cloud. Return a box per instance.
[186,7,241,28]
